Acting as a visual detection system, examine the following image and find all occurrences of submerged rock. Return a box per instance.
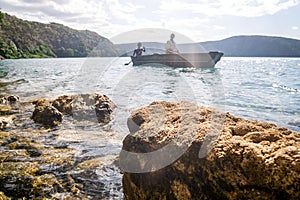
[0,97,18,130]
[0,158,65,199]
[0,95,19,105]
[0,115,16,130]
[0,136,121,199]
[0,105,13,116]
[0,161,39,197]
[121,101,300,200]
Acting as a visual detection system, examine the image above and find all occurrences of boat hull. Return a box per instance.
[131,51,223,68]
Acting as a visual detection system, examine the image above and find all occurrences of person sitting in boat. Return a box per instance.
[133,42,145,57]
[165,33,179,54]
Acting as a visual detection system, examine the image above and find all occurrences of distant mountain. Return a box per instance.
[116,36,300,57]
[0,13,119,58]
[200,35,300,57]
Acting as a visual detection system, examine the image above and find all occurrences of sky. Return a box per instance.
[1,0,300,43]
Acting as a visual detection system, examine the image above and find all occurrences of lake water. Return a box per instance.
[0,57,300,198]
[1,57,299,132]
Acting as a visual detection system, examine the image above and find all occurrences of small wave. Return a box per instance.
[272,84,299,93]
[288,121,300,128]
[0,79,28,87]
[178,68,195,73]
[14,79,28,84]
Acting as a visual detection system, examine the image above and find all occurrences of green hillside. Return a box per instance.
[0,12,119,58]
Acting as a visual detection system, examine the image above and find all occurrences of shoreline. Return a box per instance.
[0,93,299,199]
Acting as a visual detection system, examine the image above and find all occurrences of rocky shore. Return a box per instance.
[1,95,299,199]
[121,101,300,200]
[0,94,122,199]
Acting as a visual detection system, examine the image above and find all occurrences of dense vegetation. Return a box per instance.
[0,10,4,24]
[0,13,119,59]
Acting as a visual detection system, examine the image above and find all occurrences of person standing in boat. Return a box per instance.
[133,42,146,57]
[165,33,179,54]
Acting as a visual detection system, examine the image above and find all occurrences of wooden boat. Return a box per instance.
[131,51,223,68]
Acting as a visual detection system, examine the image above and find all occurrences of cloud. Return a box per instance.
[110,28,197,44]
[158,0,300,17]
[0,0,147,37]
[103,0,144,24]
[292,26,299,30]
[0,0,111,32]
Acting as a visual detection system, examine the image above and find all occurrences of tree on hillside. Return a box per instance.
[0,9,5,58]
[0,9,4,25]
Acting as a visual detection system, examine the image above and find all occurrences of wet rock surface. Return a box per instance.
[0,95,19,130]
[32,101,63,127]
[121,101,300,200]
[0,94,123,199]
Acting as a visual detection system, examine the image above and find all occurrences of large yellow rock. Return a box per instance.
[121,101,300,200]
